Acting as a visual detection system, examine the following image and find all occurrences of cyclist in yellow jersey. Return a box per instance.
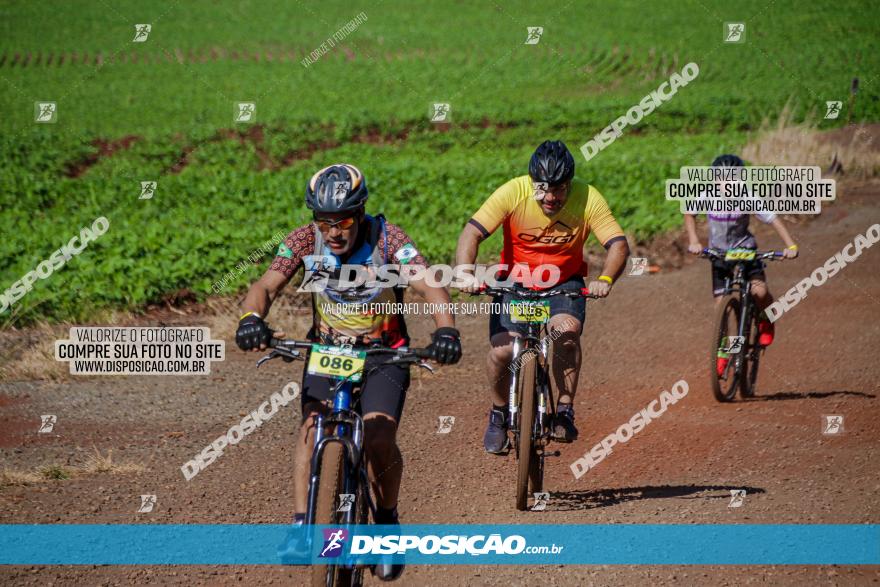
[455,141,630,452]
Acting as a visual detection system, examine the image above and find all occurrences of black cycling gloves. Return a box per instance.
[236,313,273,350]
[429,327,462,365]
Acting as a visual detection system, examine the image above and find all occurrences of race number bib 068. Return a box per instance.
[725,248,757,261]
[509,300,550,324]
[307,345,367,382]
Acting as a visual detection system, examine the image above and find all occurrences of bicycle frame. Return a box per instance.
[723,263,755,366]
[305,378,372,527]
[508,320,554,447]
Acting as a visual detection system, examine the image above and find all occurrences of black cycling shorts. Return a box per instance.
[488,274,586,339]
[300,354,410,421]
[711,259,766,296]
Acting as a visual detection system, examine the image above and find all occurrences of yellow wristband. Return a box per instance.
[787,244,798,251]
[240,311,261,321]
[598,275,614,285]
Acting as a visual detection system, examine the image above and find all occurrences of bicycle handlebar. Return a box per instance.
[467,285,600,299]
[266,338,433,361]
[701,248,785,261]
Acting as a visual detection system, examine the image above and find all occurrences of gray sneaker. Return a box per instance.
[483,406,509,454]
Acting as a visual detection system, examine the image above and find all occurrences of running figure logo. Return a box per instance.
[35,102,57,123]
[38,415,57,433]
[437,416,455,433]
[332,181,351,206]
[721,336,744,355]
[531,492,550,511]
[139,181,157,200]
[337,493,355,512]
[235,102,256,123]
[728,489,746,508]
[629,257,648,276]
[133,24,151,42]
[431,103,450,122]
[138,494,157,513]
[824,101,842,120]
[533,181,549,201]
[524,27,543,45]
[822,415,843,435]
[724,23,745,43]
[319,528,348,558]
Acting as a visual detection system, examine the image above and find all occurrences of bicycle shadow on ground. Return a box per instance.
[543,484,766,511]
[746,390,875,402]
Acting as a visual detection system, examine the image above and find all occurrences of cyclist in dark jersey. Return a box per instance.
[235,163,461,581]
[683,154,798,376]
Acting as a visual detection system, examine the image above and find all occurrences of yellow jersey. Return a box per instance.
[469,175,625,283]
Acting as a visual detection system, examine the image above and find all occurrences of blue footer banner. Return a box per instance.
[1,524,877,565]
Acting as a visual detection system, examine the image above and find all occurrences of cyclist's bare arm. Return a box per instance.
[683,213,702,254]
[600,238,630,281]
[454,222,488,292]
[588,238,630,296]
[769,217,798,258]
[241,269,292,323]
[407,277,456,329]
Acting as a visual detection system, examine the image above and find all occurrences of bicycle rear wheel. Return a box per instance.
[515,357,539,511]
[710,295,742,402]
[311,442,352,587]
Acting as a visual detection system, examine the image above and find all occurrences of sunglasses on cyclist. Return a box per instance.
[313,216,358,232]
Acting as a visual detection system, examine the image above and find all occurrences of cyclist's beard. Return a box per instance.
[541,198,563,214]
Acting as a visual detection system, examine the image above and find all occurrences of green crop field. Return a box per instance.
[1,0,878,324]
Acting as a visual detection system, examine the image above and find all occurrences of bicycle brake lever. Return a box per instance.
[416,361,436,374]
[256,351,280,368]
[256,348,301,367]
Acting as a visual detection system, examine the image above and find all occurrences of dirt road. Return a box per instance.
[1,184,879,586]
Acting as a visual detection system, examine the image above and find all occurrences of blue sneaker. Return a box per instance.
[277,520,309,564]
[483,406,509,454]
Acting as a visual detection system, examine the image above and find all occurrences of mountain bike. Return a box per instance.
[472,285,597,511]
[701,248,784,402]
[258,338,433,587]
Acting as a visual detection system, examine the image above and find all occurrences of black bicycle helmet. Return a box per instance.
[529,140,575,186]
[305,163,368,213]
[711,154,745,167]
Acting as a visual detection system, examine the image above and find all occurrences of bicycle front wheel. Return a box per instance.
[515,356,539,511]
[710,295,742,402]
[311,442,352,587]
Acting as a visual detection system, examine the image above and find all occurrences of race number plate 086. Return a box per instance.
[307,345,367,382]
[725,248,757,261]
[510,300,550,324]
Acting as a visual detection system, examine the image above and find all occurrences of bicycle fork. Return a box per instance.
[508,338,521,427]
